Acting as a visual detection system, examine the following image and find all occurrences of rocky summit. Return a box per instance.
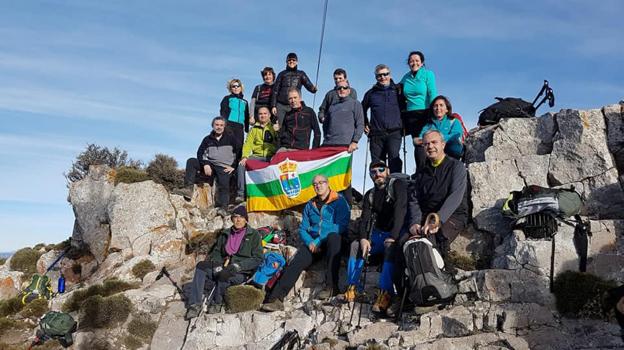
[1,103,623,349]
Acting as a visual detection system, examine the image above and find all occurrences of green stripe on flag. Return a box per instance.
[246,156,352,197]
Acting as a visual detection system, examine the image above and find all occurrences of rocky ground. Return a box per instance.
[1,102,623,349]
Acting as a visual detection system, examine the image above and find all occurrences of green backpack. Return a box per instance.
[21,274,53,305]
[34,311,77,348]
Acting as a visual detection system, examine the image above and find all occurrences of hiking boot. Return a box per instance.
[385,295,406,318]
[207,304,222,314]
[261,299,284,312]
[371,291,391,313]
[343,285,357,303]
[174,185,194,201]
[216,207,228,217]
[184,304,201,320]
[317,286,337,300]
[234,195,245,204]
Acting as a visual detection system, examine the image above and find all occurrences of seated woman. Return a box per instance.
[261,174,350,311]
[416,95,465,160]
[236,106,278,202]
[184,206,262,319]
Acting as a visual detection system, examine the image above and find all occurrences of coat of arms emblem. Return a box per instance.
[278,158,301,198]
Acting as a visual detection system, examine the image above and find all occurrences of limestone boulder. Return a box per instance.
[604,103,624,174]
[464,125,496,164]
[484,115,555,162]
[0,263,22,299]
[68,164,114,263]
[107,181,185,263]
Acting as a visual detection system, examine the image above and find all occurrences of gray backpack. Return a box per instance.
[403,238,457,306]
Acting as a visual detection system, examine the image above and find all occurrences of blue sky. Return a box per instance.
[1,0,622,251]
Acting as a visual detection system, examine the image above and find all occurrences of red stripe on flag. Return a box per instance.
[245,146,348,171]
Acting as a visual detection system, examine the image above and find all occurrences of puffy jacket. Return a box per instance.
[209,226,263,273]
[361,81,402,134]
[271,67,317,106]
[419,115,465,158]
[322,96,365,146]
[279,102,321,150]
[220,93,250,131]
[400,67,437,111]
[196,131,239,168]
[242,122,278,159]
[299,191,350,247]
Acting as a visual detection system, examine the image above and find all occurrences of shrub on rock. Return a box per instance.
[125,312,158,349]
[0,296,24,317]
[225,285,265,313]
[79,294,132,329]
[146,154,185,191]
[20,298,49,319]
[65,143,141,183]
[114,166,150,185]
[553,271,616,318]
[63,278,138,313]
[131,259,156,280]
[9,247,42,278]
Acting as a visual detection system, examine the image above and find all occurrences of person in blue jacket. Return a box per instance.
[262,174,350,311]
[399,51,437,170]
[220,78,250,153]
[416,96,464,159]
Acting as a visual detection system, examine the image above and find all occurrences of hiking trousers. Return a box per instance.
[183,158,233,209]
[347,230,398,294]
[267,233,342,301]
[369,129,403,174]
[188,260,247,306]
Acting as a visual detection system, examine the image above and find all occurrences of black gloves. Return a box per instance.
[217,263,240,282]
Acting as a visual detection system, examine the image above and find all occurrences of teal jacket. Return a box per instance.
[220,93,250,131]
[419,115,465,158]
[400,67,437,111]
[299,191,350,247]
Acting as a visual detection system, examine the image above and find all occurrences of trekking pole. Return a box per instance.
[45,247,70,274]
[349,213,376,329]
[402,128,407,174]
[181,284,216,350]
[156,267,186,301]
[311,0,329,110]
[362,137,369,196]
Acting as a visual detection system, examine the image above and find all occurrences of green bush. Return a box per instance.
[131,260,156,280]
[123,335,143,350]
[127,312,158,346]
[553,271,617,318]
[0,317,16,336]
[225,285,265,313]
[146,154,185,191]
[9,247,42,277]
[0,258,6,266]
[20,299,49,319]
[447,251,476,271]
[79,294,132,329]
[65,143,142,183]
[63,278,138,313]
[114,166,150,185]
[0,296,24,317]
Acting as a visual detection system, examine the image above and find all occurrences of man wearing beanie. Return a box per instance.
[271,52,318,127]
[185,205,262,319]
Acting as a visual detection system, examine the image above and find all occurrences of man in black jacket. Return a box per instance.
[271,52,317,127]
[407,129,468,266]
[340,161,407,313]
[362,64,404,174]
[185,206,263,319]
[176,117,240,215]
[277,88,321,152]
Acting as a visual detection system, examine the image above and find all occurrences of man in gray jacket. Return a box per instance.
[321,81,364,153]
[318,68,357,123]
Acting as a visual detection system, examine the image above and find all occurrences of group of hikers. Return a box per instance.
[179,51,469,321]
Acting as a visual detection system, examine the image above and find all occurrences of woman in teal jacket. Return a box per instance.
[220,78,250,154]
[399,51,437,169]
[418,95,464,159]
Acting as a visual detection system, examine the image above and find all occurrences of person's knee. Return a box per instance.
[326,234,342,254]
[349,240,360,257]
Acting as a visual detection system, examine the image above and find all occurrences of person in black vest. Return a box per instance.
[276,88,321,152]
[175,117,240,216]
[362,64,404,174]
[271,53,317,127]
[250,67,276,125]
[318,68,357,123]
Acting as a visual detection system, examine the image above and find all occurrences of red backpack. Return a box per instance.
[450,113,470,143]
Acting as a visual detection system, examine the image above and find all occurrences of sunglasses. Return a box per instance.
[369,167,386,175]
[375,72,390,78]
[231,84,241,88]
[335,86,350,91]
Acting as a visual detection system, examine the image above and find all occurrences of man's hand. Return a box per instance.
[308,242,318,253]
[271,107,278,116]
[223,165,235,174]
[273,123,280,132]
[348,142,358,153]
[249,116,256,125]
[359,238,371,257]
[203,165,213,176]
[423,223,439,236]
[413,137,423,146]
[384,238,395,247]
[239,158,248,166]
[409,224,422,237]
[364,125,370,135]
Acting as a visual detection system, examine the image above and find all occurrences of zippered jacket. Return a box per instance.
[419,115,465,158]
[196,131,239,168]
[399,67,437,111]
[322,95,365,146]
[220,93,250,131]
[209,226,263,273]
[299,191,350,247]
[271,67,317,106]
[278,102,321,150]
[242,123,278,159]
[362,81,403,134]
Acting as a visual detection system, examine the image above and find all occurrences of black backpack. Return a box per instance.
[478,80,555,126]
[403,238,457,306]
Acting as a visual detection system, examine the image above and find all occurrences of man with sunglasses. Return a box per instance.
[362,64,404,174]
[271,52,318,128]
[339,161,407,313]
[318,68,357,123]
[262,174,350,311]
